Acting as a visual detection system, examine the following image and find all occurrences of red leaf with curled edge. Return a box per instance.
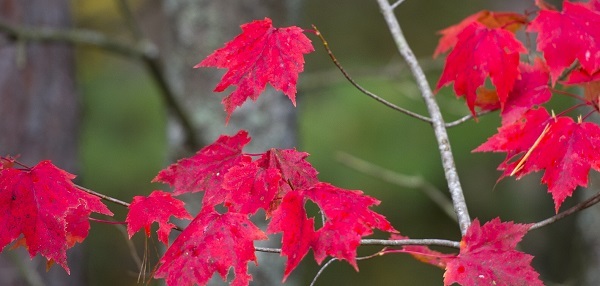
[443,218,542,286]
[436,22,526,116]
[266,190,316,281]
[475,107,600,211]
[501,59,552,124]
[126,190,192,245]
[196,18,314,121]
[528,1,600,83]
[153,130,251,202]
[0,161,112,273]
[434,10,527,58]
[221,161,281,215]
[268,183,397,280]
[154,207,267,286]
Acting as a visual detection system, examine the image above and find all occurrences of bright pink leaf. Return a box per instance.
[436,22,526,116]
[153,130,252,202]
[126,190,192,245]
[197,18,314,121]
[444,218,542,286]
[501,60,552,124]
[155,208,267,286]
[266,190,316,281]
[528,2,600,83]
[475,108,600,211]
[221,161,281,215]
[306,183,397,269]
[0,161,112,273]
[389,233,451,269]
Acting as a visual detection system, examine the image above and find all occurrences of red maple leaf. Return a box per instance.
[434,10,527,58]
[528,1,600,83]
[155,207,267,286]
[266,190,316,281]
[126,190,192,245]
[443,218,542,286]
[221,161,281,214]
[564,68,600,107]
[306,183,397,268]
[0,161,112,273]
[153,130,252,203]
[268,183,396,280]
[196,18,314,121]
[501,59,552,124]
[475,108,600,211]
[436,22,526,116]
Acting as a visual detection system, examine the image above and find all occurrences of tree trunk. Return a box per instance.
[141,1,302,284]
[0,0,82,285]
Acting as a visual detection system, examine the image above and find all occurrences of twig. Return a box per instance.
[336,152,457,222]
[376,0,471,234]
[312,26,434,124]
[76,184,130,207]
[309,249,386,286]
[361,238,460,248]
[530,191,600,230]
[0,19,202,150]
[445,110,494,127]
[309,258,337,286]
[391,0,407,10]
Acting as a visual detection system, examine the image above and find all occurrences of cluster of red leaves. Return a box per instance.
[125,130,397,285]
[0,159,112,273]
[436,0,600,212]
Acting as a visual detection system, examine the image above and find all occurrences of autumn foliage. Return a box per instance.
[2,0,600,285]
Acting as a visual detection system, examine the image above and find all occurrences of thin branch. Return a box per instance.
[391,0,407,10]
[255,247,281,253]
[309,258,337,286]
[0,19,202,150]
[376,0,471,234]
[336,152,457,222]
[76,184,131,207]
[530,191,600,230]
[361,238,460,248]
[312,25,434,124]
[445,110,494,128]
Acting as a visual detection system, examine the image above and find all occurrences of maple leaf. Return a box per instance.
[268,183,396,280]
[501,59,552,124]
[528,1,600,83]
[126,190,192,245]
[434,10,527,58]
[153,130,252,203]
[154,207,267,286]
[0,161,112,273]
[436,22,526,116]
[266,190,316,281]
[475,108,600,211]
[221,161,281,214]
[306,183,397,268]
[197,18,314,121]
[443,218,542,286]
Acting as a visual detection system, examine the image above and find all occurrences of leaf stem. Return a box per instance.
[376,0,471,235]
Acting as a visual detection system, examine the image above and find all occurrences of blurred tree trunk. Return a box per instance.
[141,1,303,284]
[0,0,83,286]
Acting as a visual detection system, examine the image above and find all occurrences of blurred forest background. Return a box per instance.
[1,0,588,285]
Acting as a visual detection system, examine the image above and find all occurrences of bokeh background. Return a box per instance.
[31,0,581,285]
